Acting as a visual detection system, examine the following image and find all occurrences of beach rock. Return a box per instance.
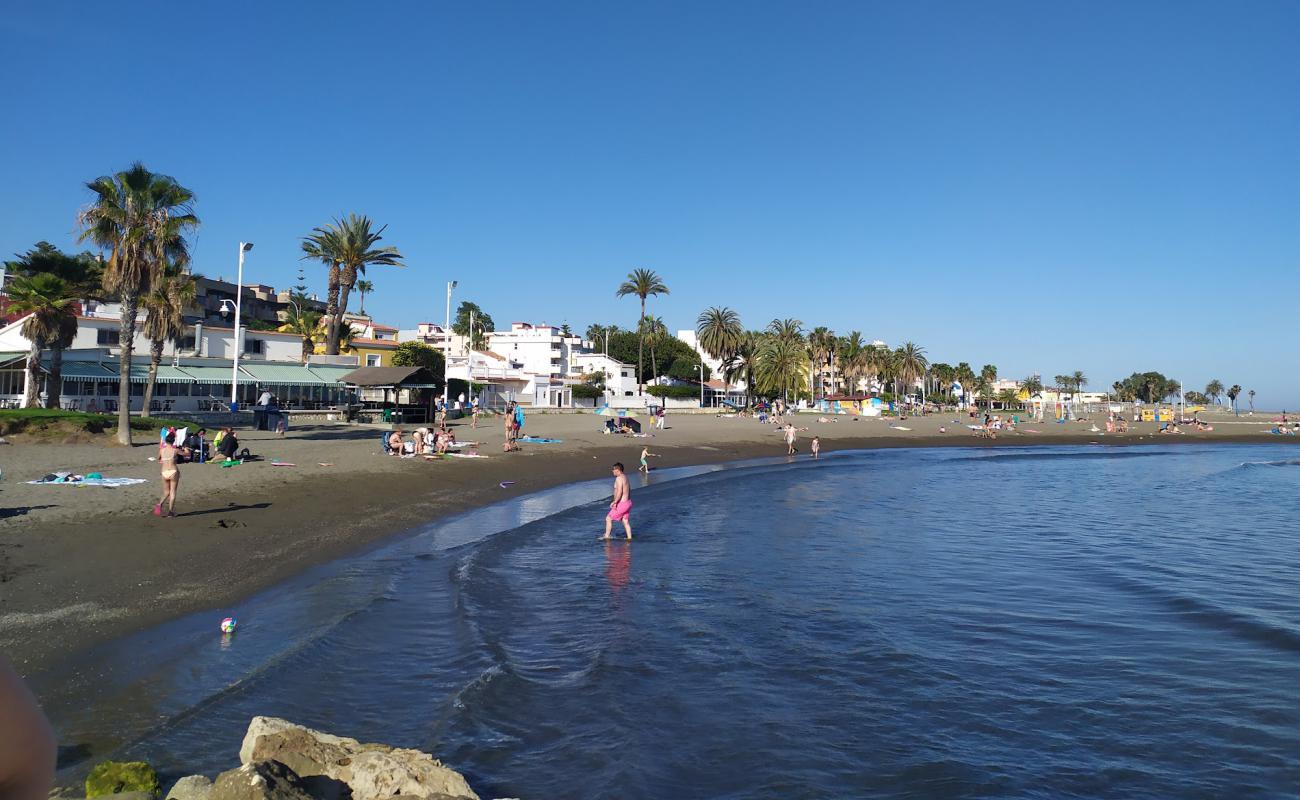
[210,761,312,800]
[166,775,214,800]
[86,761,161,799]
[239,717,478,800]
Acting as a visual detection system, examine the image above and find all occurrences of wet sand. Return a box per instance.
[0,409,1288,676]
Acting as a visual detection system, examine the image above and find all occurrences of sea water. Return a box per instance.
[38,444,1300,799]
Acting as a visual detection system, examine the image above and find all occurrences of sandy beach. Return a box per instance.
[1,408,1289,676]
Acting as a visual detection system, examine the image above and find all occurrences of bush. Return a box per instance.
[86,761,160,799]
[0,410,190,437]
[647,385,701,399]
[572,384,604,399]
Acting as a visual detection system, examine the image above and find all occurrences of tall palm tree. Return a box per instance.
[7,274,78,408]
[696,306,743,362]
[895,343,929,411]
[807,326,834,402]
[1205,379,1224,406]
[641,315,668,382]
[1021,374,1044,403]
[301,225,342,350]
[722,332,760,406]
[302,215,403,355]
[615,268,669,392]
[1248,389,1255,412]
[280,307,324,360]
[1227,384,1242,415]
[766,318,804,344]
[838,332,866,395]
[78,163,198,444]
[139,269,198,416]
[356,279,374,314]
[756,334,808,401]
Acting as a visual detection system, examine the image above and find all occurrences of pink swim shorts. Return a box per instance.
[607,499,633,522]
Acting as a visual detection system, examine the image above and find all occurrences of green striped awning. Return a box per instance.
[240,363,331,385]
[116,363,196,383]
[49,361,118,380]
[0,351,26,366]
[176,365,234,384]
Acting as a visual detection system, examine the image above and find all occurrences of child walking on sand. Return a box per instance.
[811,436,820,459]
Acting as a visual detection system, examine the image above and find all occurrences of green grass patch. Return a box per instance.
[0,408,191,438]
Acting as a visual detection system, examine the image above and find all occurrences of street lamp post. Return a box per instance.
[230,242,253,410]
[443,280,457,409]
[698,363,705,408]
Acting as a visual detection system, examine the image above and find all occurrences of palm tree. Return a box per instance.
[766,318,804,344]
[1248,389,1255,412]
[1021,374,1044,398]
[280,306,324,360]
[78,163,198,443]
[7,274,79,408]
[356,279,374,314]
[722,332,760,406]
[139,269,198,416]
[641,315,668,382]
[807,326,834,402]
[616,269,669,393]
[696,306,743,362]
[756,334,808,401]
[302,215,403,355]
[1227,384,1242,415]
[301,225,342,350]
[1071,370,1087,397]
[895,343,929,411]
[838,332,866,395]
[1205,379,1224,406]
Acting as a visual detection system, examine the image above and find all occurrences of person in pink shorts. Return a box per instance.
[603,462,633,540]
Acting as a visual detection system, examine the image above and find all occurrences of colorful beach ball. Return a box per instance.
[220,617,238,634]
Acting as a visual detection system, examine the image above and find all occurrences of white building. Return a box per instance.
[399,322,465,352]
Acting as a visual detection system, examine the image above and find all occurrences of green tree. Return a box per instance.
[5,241,104,292]
[1227,384,1242,415]
[78,162,199,444]
[996,387,1021,408]
[696,306,743,363]
[756,334,808,401]
[722,332,760,405]
[7,274,79,408]
[616,268,669,393]
[895,343,929,408]
[391,341,446,376]
[767,317,804,344]
[807,326,835,401]
[302,214,403,355]
[641,315,668,381]
[139,269,198,416]
[355,279,374,314]
[1021,374,1044,398]
[1248,389,1255,412]
[280,306,323,360]
[453,301,494,350]
[1205,379,1224,405]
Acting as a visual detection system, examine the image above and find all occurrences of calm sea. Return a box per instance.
[39,444,1300,799]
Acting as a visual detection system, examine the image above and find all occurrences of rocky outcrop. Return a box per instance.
[238,717,479,800]
[209,762,313,800]
[166,775,213,800]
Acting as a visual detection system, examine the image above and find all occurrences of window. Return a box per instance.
[366,354,381,367]
[179,335,196,351]
[97,329,120,346]
[243,338,264,355]
[622,371,631,378]
[624,391,634,396]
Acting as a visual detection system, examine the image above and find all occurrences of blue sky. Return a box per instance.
[4,2,1299,406]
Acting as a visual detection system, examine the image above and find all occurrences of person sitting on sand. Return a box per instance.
[387,429,404,455]
[216,427,240,460]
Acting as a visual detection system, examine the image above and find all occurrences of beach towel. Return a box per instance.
[445,452,488,458]
[518,436,562,444]
[514,406,526,431]
[27,476,147,487]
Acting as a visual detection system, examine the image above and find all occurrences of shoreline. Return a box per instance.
[3,412,1293,679]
